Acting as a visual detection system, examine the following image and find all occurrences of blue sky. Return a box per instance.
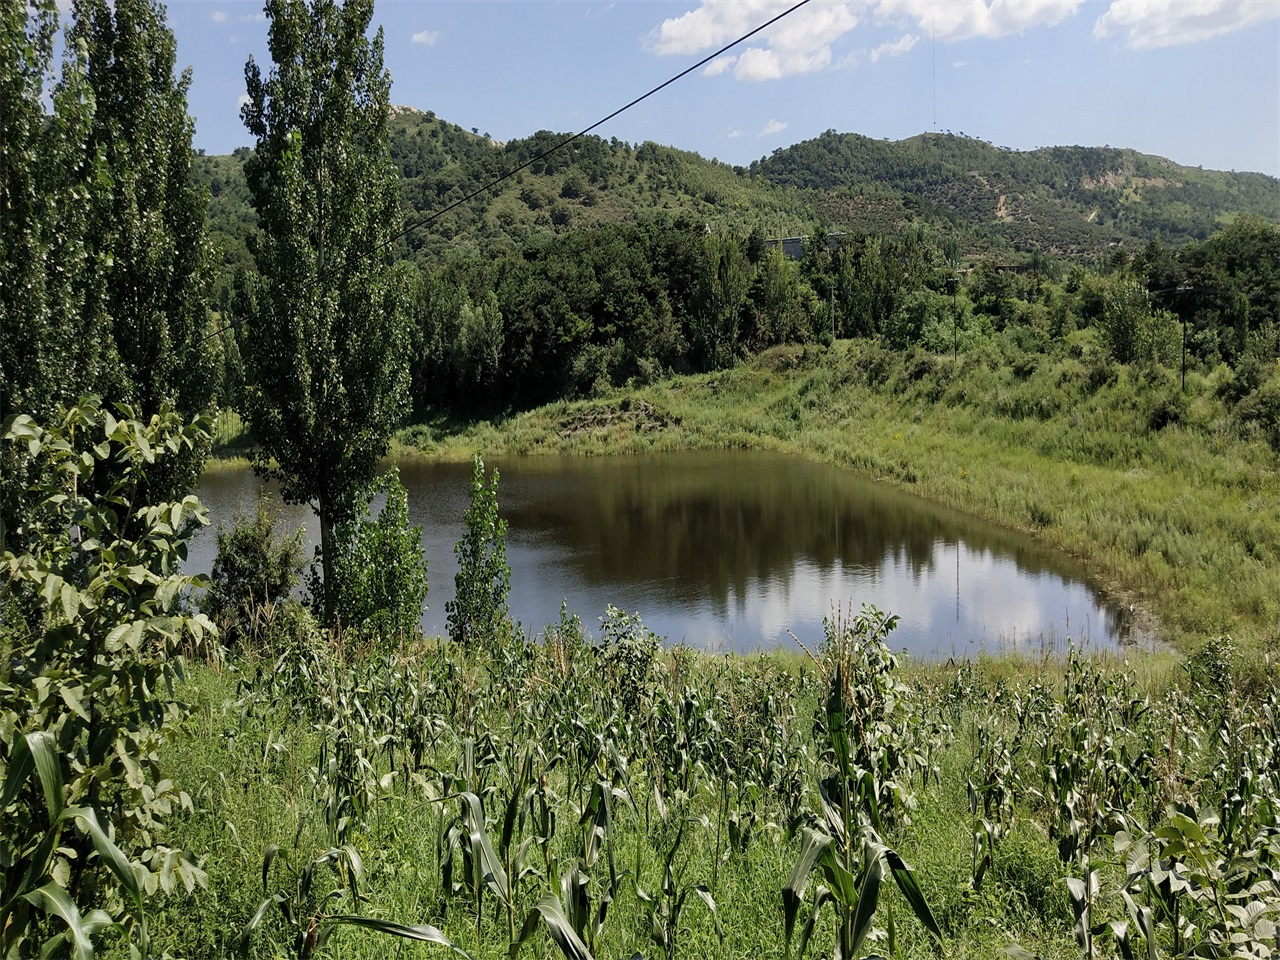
[162,0,1279,176]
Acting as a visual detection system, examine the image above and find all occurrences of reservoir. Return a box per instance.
[190,450,1130,657]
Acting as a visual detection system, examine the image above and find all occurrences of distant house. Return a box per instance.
[765,232,845,260]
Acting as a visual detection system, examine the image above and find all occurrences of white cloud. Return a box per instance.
[758,118,788,138]
[952,58,974,67]
[727,128,744,138]
[875,0,1083,42]
[211,10,227,23]
[650,1,793,56]
[870,32,918,62]
[651,1,860,80]
[239,12,267,22]
[237,94,251,109]
[411,29,441,46]
[1093,0,1279,48]
[649,1,1085,83]
[703,54,736,76]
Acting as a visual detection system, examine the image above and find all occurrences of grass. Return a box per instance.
[401,339,1280,657]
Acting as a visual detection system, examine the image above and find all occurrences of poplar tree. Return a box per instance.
[71,0,216,425]
[2,0,215,528]
[1,0,108,534]
[239,0,410,620]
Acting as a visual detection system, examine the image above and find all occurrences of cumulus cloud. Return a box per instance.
[1093,0,1279,48]
[649,1,1086,82]
[870,32,918,62]
[874,0,1083,42]
[237,93,251,109]
[651,1,860,80]
[758,118,788,138]
[411,29,440,46]
[211,9,227,22]
[703,54,736,76]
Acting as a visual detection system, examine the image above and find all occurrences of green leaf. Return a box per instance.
[0,730,37,812]
[28,731,65,820]
[885,849,943,946]
[847,852,884,960]
[511,893,594,960]
[325,916,472,957]
[67,808,142,916]
[23,883,94,960]
[239,893,286,957]
[783,827,833,954]
[60,686,91,722]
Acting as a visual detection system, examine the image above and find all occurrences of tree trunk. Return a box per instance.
[319,506,336,625]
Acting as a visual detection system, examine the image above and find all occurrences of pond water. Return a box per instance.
[190,451,1132,657]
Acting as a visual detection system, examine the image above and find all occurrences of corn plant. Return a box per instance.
[783,607,942,960]
[635,818,723,960]
[1,400,213,958]
[240,843,467,958]
[968,724,1017,893]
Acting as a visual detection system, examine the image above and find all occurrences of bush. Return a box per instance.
[325,468,429,642]
[204,495,305,650]
[446,455,510,647]
[1,399,212,956]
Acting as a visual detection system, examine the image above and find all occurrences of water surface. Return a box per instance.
[191,451,1129,657]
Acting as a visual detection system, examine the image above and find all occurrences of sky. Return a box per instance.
[156,0,1280,177]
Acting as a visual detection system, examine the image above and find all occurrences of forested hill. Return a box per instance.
[751,130,1280,255]
[196,107,1279,291]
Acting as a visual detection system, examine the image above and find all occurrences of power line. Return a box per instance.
[346,0,815,274]
[204,0,815,346]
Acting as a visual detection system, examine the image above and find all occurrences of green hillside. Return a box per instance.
[753,129,1280,255]
[195,107,1279,298]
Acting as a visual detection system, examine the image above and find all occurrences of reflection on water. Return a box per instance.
[191,451,1129,657]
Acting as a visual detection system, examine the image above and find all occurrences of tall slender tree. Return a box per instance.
[71,0,216,428]
[1,0,110,536]
[239,0,411,620]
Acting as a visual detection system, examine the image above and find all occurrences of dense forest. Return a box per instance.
[197,107,1280,286]
[194,105,1280,427]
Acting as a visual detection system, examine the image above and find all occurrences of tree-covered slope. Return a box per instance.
[753,129,1280,255]
[195,107,1280,297]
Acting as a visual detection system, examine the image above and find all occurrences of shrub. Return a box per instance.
[446,455,510,647]
[203,495,305,650]
[325,468,429,642]
[1,398,212,957]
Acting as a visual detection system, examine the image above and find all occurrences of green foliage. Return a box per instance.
[1,2,107,537]
[783,607,942,960]
[446,456,510,647]
[0,398,213,958]
[238,0,410,621]
[204,494,306,651]
[240,843,466,959]
[1100,277,1151,364]
[326,468,429,641]
[692,231,752,371]
[71,0,218,426]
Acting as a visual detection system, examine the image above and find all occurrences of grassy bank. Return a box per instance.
[401,338,1280,657]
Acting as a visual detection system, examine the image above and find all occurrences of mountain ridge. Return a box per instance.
[195,105,1279,296]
